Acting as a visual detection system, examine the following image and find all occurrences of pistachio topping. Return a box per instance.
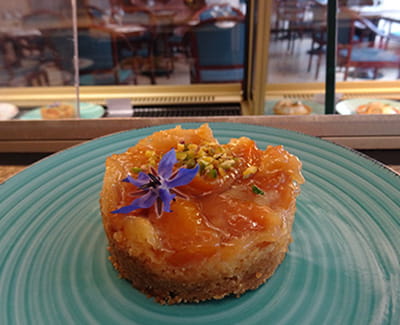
[251,185,264,195]
[175,142,237,179]
[131,167,143,173]
[143,150,159,167]
[243,166,258,179]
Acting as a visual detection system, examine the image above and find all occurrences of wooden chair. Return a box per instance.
[307,27,327,80]
[0,51,46,87]
[0,11,61,86]
[337,10,400,81]
[306,0,327,79]
[21,11,69,65]
[186,16,246,83]
[26,68,49,86]
[84,5,107,25]
[273,0,309,53]
[118,7,159,83]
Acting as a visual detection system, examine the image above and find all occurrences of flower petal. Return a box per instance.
[158,188,176,212]
[158,148,177,179]
[123,173,150,187]
[166,165,199,188]
[111,191,157,214]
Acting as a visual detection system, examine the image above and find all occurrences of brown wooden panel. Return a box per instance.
[1,115,400,140]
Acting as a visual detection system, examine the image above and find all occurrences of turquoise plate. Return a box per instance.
[0,123,399,324]
[18,102,105,119]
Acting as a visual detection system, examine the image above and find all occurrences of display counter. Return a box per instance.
[1,116,399,183]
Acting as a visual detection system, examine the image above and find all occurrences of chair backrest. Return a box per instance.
[78,27,115,72]
[26,69,49,86]
[337,9,382,46]
[187,16,246,83]
[85,5,106,25]
[45,27,74,73]
[309,0,326,24]
[337,16,355,45]
[276,0,308,21]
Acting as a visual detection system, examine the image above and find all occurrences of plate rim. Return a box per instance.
[0,102,19,120]
[18,102,105,120]
[335,98,400,115]
[1,122,399,324]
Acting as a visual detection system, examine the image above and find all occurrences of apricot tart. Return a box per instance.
[100,124,304,304]
[40,102,76,119]
[273,100,312,115]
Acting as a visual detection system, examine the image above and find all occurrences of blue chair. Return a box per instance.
[78,28,136,85]
[186,16,246,83]
[46,27,136,85]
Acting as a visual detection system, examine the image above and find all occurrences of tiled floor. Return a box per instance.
[267,36,399,84]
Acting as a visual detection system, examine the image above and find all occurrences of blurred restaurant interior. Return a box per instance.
[2,3,400,323]
[0,0,399,174]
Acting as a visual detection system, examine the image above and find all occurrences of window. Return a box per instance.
[264,0,400,118]
[0,0,399,152]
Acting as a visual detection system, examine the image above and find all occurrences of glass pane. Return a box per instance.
[337,0,400,82]
[0,1,74,87]
[266,0,327,115]
[0,1,79,119]
[1,0,249,121]
[77,0,248,85]
[266,0,400,116]
[269,0,327,84]
[335,0,400,115]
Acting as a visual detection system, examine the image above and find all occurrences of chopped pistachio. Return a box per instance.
[185,159,196,168]
[176,151,187,161]
[220,159,235,170]
[175,141,237,179]
[218,167,226,177]
[187,144,198,151]
[186,151,195,159]
[202,156,214,164]
[252,185,264,195]
[207,168,218,179]
[145,150,155,158]
[243,166,258,178]
[131,167,142,173]
[198,158,211,166]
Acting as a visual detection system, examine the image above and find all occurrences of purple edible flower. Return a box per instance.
[112,148,199,217]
